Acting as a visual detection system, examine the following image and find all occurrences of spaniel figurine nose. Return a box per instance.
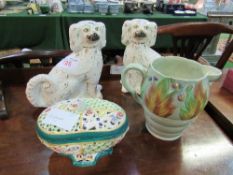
[135,31,146,38]
[87,33,100,41]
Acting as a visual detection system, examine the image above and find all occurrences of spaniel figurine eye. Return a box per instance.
[133,24,138,29]
[95,27,99,31]
[83,28,89,32]
[144,26,149,30]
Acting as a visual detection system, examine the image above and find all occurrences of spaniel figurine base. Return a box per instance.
[26,21,106,107]
[121,19,161,94]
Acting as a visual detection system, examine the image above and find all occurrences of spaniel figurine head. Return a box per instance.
[69,20,106,52]
[121,19,157,47]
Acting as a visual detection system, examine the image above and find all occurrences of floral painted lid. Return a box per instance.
[36,98,128,144]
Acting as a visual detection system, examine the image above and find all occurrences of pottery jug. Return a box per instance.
[121,56,222,140]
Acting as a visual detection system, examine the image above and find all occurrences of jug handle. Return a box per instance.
[121,63,146,105]
[202,65,222,82]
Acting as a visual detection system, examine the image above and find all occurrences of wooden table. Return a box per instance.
[0,80,232,175]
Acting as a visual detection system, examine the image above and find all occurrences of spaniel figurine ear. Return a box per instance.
[69,23,82,53]
[96,22,106,49]
[121,20,131,46]
[147,21,157,47]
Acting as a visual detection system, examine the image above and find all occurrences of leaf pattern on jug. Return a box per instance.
[145,78,176,118]
[179,81,208,120]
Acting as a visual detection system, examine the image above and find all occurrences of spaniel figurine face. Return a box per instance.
[121,19,157,47]
[69,21,106,53]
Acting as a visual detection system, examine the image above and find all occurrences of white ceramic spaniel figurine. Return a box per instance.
[34,0,64,13]
[121,19,161,94]
[48,0,64,13]
[0,0,6,10]
[26,20,106,107]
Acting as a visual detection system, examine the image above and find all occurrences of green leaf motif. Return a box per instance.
[179,82,207,120]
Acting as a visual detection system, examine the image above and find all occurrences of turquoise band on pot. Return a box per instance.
[36,117,128,144]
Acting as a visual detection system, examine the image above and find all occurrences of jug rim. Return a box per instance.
[150,56,208,82]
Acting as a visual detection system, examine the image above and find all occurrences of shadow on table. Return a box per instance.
[32,108,44,121]
[48,132,182,175]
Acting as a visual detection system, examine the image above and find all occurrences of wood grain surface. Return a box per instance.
[0,80,232,175]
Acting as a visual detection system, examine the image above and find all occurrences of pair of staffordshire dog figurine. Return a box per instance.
[26,19,161,107]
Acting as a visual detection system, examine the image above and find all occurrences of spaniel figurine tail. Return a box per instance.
[25,74,57,107]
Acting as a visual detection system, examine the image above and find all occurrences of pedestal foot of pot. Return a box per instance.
[69,148,113,167]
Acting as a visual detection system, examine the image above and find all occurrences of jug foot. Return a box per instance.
[67,148,113,167]
[146,123,182,141]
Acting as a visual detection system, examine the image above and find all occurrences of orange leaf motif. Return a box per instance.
[145,79,176,118]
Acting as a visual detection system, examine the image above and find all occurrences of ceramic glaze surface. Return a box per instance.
[143,74,209,121]
[121,56,222,140]
[26,21,106,107]
[36,98,128,167]
[121,19,161,94]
